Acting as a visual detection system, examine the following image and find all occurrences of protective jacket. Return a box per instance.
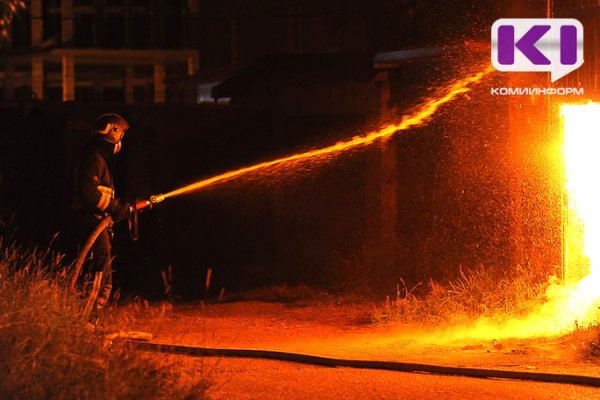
[70,138,127,316]
[71,139,120,218]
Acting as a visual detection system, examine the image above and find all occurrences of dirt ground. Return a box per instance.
[124,301,600,399]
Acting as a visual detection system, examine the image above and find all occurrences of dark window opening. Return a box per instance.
[130,15,150,48]
[134,86,148,103]
[74,14,94,47]
[103,87,125,102]
[166,15,182,49]
[165,0,183,49]
[103,15,125,48]
[43,11,61,43]
[10,11,31,49]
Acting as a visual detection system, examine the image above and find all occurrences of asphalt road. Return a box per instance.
[129,301,600,399]
[191,357,599,400]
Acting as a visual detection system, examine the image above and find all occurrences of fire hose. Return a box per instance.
[130,341,600,388]
[70,193,166,289]
[71,191,600,389]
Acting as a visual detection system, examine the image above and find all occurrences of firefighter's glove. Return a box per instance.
[106,199,131,223]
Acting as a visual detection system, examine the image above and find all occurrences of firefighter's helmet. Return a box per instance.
[93,113,129,144]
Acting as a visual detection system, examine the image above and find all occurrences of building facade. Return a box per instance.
[1,0,200,103]
[0,0,373,104]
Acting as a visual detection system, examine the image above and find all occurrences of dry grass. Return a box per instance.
[0,238,207,400]
[373,264,552,325]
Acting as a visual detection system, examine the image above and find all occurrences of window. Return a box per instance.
[42,8,61,42]
[103,15,125,48]
[130,15,149,48]
[103,87,125,102]
[74,14,94,47]
[134,86,148,103]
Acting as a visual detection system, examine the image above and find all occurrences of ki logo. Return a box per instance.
[491,19,584,82]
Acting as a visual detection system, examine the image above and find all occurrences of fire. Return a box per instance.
[437,103,600,341]
[163,66,494,199]
[159,67,599,339]
[499,103,600,336]
[559,102,600,325]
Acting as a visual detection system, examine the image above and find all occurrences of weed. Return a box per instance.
[0,239,207,400]
[373,264,551,325]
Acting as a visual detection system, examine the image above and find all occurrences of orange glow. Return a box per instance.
[559,103,600,324]
[164,66,494,199]
[0,0,27,41]
[435,103,600,341]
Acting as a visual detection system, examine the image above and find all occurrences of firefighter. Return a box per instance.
[70,113,131,315]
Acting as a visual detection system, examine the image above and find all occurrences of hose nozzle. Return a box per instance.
[134,193,166,211]
[149,194,165,205]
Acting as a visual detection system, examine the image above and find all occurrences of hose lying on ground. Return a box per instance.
[130,341,600,388]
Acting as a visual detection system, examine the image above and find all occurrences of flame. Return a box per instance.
[433,103,600,342]
[559,103,600,324]
[163,66,494,199]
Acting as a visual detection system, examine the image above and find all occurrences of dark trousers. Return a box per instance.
[92,226,113,308]
[69,210,114,308]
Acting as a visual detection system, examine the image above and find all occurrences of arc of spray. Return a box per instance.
[164,65,494,199]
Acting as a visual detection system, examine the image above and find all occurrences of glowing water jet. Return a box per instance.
[162,66,494,200]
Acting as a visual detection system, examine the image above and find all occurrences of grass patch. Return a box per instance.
[0,238,207,399]
[373,264,552,324]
